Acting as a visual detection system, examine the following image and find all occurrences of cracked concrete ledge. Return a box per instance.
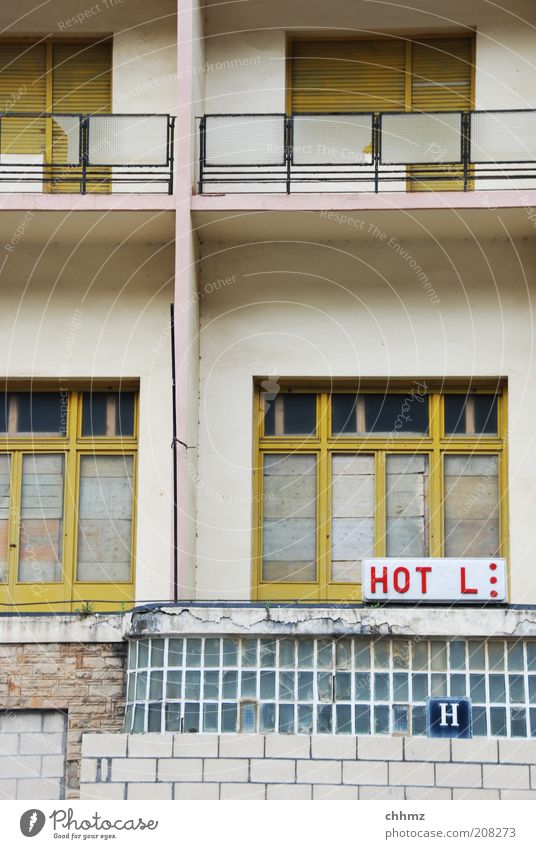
[0,614,123,644]
[123,605,536,640]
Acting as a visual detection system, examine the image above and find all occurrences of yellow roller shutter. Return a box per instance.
[0,43,46,154]
[409,38,473,191]
[51,41,111,193]
[411,38,472,112]
[51,42,111,114]
[291,40,406,113]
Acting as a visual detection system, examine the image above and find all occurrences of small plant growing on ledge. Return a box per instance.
[75,601,95,616]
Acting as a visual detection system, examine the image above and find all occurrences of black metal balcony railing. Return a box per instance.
[0,113,175,193]
[198,111,536,193]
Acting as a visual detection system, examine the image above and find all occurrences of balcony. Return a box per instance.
[198,110,536,194]
[0,113,175,194]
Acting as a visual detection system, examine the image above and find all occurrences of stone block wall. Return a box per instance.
[0,641,126,798]
[80,733,536,800]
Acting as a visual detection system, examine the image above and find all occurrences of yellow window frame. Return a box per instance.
[0,387,138,613]
[252,383,508,603]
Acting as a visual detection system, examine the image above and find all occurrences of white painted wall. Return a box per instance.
[113,22,178,115]
[196,234,536,605]
[0,223,174,604]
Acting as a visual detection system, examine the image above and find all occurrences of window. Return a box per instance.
[254,384,506,601]
[0,387,137,611]
[0,40,111,193]
[125,636,536,739]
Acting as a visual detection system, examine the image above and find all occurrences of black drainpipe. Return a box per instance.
[170,303,179,601]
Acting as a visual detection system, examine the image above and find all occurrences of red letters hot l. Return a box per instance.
[460,566,478,594]
[370,566,388,593]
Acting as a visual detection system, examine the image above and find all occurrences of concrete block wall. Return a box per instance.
[80,734,536,801]
[0,710,66,800]
[0,641,126,798]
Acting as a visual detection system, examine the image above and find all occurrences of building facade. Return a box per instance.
[1,0,536,801]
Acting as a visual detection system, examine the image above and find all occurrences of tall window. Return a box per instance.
[0,387,137,611]
[253,384,507,602]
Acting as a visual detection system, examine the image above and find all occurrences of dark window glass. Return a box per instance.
[530,709,536,737]
[472,706,488,736]
[4,392,65,435]
[221,702,237,733]
[412,705,426,736]
[263,393,316,436]
[278,703,294,733]
[470,674,486,703]
[332,394,357,434]
[355,705,371,734]
[366,394,428,434]
[336,704,352,733]
[183,702,200,732]
[489,707,507,736]
[445,394,498,435]
[510,708,527,737]
[450,674,466,698]
[82,391,135,437]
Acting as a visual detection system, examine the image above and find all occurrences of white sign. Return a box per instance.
[362,558,507,603]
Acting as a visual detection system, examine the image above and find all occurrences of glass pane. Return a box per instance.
[168,639,183,667]
[279,671,295,700]
[149,670,163,700]
[203,671,220,699]
[151,639,164,667]
[445,394,498,435]
[0,455,10,583]
[336,704,352,733]
[264,393,316,436]
[18,454,64,582]
[279,639,295,668]
[203,704,219,732]
[366,393,429,435]
[355,672,370,700]
[260,671,276,699]
[412,641,429,671]
[186,638,201,667]
[473,706,488,736]
[184,703,200,733]
[240,702,257,733]
[331,394,358,434]
[489,674,506,703]
[336,639,352,669]
[489,641,505,671]
[490,706,507,736]
[166,670,182,699]
[510,708,527,737]
[393,673,409,701]
[81,391,135,437]
[355,705,370,734]
[444,455,499,557]
[165,703,181,732]
[392,640,410,669]
[386,455,429,557]
[2,392,65,436]
[76,455,133,582]
[373,640,390,669]
[259,639,276,668]
[355,641,370,670]
[335,672,351,700]
[185,671,200,699]
[508,643,524,671]
[297,639,314,668]
[222,671,237,699]
[317,705,332,733]
[509,675,525,703]
[137,641,149,667]
[450,641,466,670]
[450,674,466,698]
[260,703,275,732]
[241,640,257,667]
[133,704,145,733]
[222,639,238,666]
[412,674,428,702]
[468,641,485,670]
[241,671,257,698]
[331,454,374,583]
[221,703,237,733]
[527,643,536,671]
[374,705,390,734]
[470,674,486,703]
[317,672,332,702]
[298,704,313,734]
[374,673,390,701]
[204,639,220,667]
[298,672,313,701]
[262,454,316,582]
[393,705,410,734]
[278,703,294,733]
[412,705,426,735]
[317,639,333,669]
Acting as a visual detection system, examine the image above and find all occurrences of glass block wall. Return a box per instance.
[123,636,536,737]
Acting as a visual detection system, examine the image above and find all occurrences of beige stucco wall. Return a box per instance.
[0,213,174,604]
[195,231,536,605]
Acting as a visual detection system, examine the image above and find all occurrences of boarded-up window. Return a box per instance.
[444,455,500,557]
[331,454,374,583]
[76,455,134,582]
[18,454,64,583]
[0,455,9,583]
[386,454,429,557]
[262,454,316,582]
